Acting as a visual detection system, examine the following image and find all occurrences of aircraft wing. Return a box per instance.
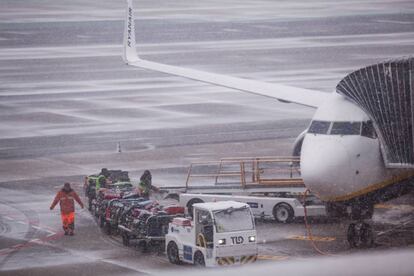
[123,0,329,108]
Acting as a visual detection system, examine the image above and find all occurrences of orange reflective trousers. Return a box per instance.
[61,212,75,233]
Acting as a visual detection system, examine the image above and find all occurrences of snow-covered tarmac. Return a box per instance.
[0,0,413,275]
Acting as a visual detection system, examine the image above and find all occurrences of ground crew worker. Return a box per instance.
[50,183,84,236]
[138,170,159,199]
[95,174,106,190]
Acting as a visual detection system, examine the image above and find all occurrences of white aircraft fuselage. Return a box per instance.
[301,93,413,203]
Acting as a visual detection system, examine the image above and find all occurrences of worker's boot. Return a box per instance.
[68,223,74,236]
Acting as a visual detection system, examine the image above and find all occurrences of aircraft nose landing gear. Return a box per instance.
[347,221,374,248]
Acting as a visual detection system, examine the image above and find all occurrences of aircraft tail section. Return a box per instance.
[123,0,139,63]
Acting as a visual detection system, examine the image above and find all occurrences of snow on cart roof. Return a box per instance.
[193,201,249,212]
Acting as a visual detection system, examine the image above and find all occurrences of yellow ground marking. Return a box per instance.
[258,255,289,261]
[288,235,336,242]
[375,204,414,211]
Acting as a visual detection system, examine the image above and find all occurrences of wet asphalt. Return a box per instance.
[0,0,414,275]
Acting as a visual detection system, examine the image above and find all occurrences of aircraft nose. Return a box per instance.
[301,135,352,200]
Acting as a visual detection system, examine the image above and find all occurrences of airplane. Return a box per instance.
[122,0,414,247]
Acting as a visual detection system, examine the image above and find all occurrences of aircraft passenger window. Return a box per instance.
[308,121,330,134]
[361,121,377,139]
[330,122,361,135]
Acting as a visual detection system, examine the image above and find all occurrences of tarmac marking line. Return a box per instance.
[0,250,11,256]
[31,225,41,230]
[375,204,414,210]
[45,229,55,234]
[16,221,26,225]
[0,231,65,256]
[258,255,289,261]
[288,235,336,242]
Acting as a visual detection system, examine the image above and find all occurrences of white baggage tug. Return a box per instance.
[165,201,258,267]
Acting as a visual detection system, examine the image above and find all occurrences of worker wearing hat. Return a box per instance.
[50,182,84,235]
[138,170,159,199]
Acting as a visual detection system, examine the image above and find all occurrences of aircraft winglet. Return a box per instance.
[122,0,329,108]
[123,0,139,63]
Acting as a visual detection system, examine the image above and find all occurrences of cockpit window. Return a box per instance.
[308,120,377,138]
[330,122,361,135]
[361,120,377,139]
[308,121,330,134]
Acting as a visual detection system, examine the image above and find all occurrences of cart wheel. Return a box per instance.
[273,203,294,223]
[193,251,205,267]
[105,223,111,235]
[139,240,149,253]
[167,241,181,264]
[157,241,165,253]
[122,232,130,246]
[99,216,105,228]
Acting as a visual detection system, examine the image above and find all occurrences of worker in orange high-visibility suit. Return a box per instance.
[50,183,84,236]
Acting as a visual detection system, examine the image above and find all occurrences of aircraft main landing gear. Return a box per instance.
[347,221,374,248]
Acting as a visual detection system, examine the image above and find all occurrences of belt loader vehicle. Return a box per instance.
[180,193,325,223]
[165,157,326,223]
[166,201,258,267]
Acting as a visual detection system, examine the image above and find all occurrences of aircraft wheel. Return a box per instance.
[347,223,357,247]
[347,222,374,248]
[273,203,294,223]
[194,251,205,267]
[167,241,181,264]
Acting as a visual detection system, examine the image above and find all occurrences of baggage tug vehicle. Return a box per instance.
[166,201,258,267]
